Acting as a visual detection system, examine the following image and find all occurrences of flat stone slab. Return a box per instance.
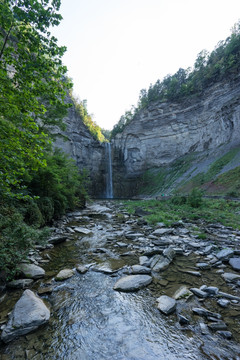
[156,295,176,315]
[229,258,240,271]
[113,275,152,292]
[19,263,45,279]
[74,227,92,235]
[152,228,174,236]
[48,236,68,245]
[173,286,192,300]
[1,290,50,343]
[216,248,234,260]
[150,255,171,272]
[221,272,240,282]
[55,269,74,281]
[192,307,221,319]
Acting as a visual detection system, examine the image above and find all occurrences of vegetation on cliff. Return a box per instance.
[112,20,240,137]
[0,0,89,280]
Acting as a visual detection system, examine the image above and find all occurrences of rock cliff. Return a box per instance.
[112,76,240,197]
[51,95,106,197]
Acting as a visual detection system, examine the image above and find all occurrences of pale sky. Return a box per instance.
[51,0,240,130]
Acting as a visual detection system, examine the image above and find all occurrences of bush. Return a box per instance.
[187,188,203,208]
[171,195,187,205]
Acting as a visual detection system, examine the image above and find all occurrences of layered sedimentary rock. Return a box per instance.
[112,76,240,196]
[51,95,106,197]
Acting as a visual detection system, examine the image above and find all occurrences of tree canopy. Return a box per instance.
[0,0,72,198]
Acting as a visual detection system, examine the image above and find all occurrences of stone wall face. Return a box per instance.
[112,77,240,196]
[52,95,106,197]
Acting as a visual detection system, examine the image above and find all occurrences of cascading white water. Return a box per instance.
[105,142,113,198]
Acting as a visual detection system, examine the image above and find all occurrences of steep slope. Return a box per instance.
[112,76,240,197]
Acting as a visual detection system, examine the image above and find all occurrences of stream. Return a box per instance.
[1,200,240,359]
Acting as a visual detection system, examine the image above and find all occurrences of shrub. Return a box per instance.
[187,188,203,208]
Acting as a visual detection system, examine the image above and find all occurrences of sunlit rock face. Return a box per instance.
[112,76,240,196]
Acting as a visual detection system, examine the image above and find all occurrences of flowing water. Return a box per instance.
[105,143,113,199]
[1,201,240,360]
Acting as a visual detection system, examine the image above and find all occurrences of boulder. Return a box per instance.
[131,265,151,274]
[156,295,176,315]
[113,275,152,292]
[55,269,74,281]
[151,255,171,272]
[222,272,240,282]
[74,227,92,235]
[216,248,234,261]
[229,258,240,271]
[1,289,50,343]
[19,263,45,279]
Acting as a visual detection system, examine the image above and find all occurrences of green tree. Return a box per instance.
[0,0,71,198]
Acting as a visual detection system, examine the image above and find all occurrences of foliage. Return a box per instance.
[0,203,49,280]
[70,94,106,142]
[0,0,72,198]
[187,188,203,208]
[124,198,240,229]
[110,108,135,138]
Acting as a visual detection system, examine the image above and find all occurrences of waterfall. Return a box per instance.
[105,142,113,198]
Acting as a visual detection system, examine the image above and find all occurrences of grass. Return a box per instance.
[124,197,240,229]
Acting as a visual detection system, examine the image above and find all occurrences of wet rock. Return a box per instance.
[204,286,219,296]
[91,264,118,275]
[217,299,230,308]
[208,321,228,331]
[173,286,192,300]
[152,238,172,246]
[1,290,50,343]
[76,265,88,274]
[200,322,209,335]
[221,272,240,282]
[178,314,190,325]
[48,236,68,245]
[55,269,74,281]
[229,258,240,271]
[7,279,34,289]
[19,263,45,279]
[131,265,151,274]
[192,307,221,319]
[184,271,201,277]
[151,255,171,272]
[163,247,176,261]
[37,286,53,295]
[190,288,208,298]
[74,227,92,235]
[156,295,176,315]
[196,263,210,270]
[218,291,240,301]
[216,248,234,261]
[216,331,232,339]
[113,275,152,292]
[203,245,214,255]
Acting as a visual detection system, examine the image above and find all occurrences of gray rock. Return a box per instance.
[151,255,171,272]
[139,256,151,267]
[1,290,50,343]
[178,314,189,325]
[216,331,232,339]
[131,265,151,274]
[216,248,234,261]
[218,291,240,301]
[204,286,219,296]
[125,232,143,240]
[200,322,209,335]
[48,236,68,245]
[74,227,92,235]
[190,288,208,298]
[217,299,230,308]
[7,279,34,289]
[152,228,174,236]
[203,245,214,255]
[208,321,228,331]
[163,247,176,261]
[184,271,201,277]
[19,263,45,279]
[229,257,240,271]
[173,286,192,300]
[113,275,152,292]
[76,265,88,274]
[196,263,210,270]
[55,269,74,281]
[222,272,240,282]
[192,307,221,319]
[156,295,176,315]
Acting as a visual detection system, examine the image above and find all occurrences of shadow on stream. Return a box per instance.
[1,200,240,359]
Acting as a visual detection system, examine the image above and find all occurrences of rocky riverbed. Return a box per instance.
[0,200,240,359]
